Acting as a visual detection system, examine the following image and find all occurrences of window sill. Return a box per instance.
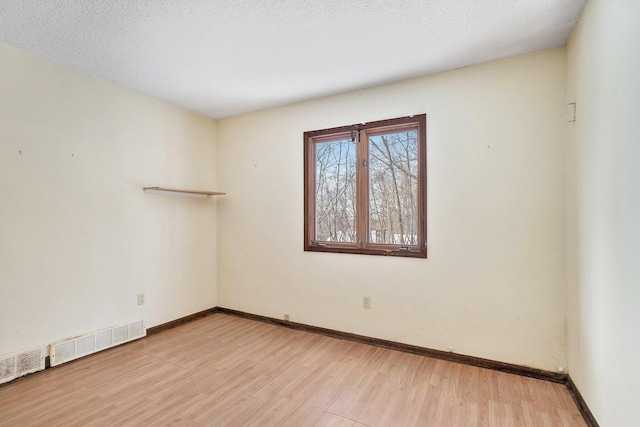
[304,245,426,258]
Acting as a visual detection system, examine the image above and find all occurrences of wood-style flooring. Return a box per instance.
[0,313,586,426]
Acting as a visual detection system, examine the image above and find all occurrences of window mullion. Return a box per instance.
[356,129,369,248]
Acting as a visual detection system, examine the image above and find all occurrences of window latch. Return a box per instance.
[398,246,410,251]
[363,159,368,168]
[313,241,326,247]
[350,125,360,143]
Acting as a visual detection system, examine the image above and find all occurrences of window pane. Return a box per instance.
[315,138,357,243]
[368,129,418,245]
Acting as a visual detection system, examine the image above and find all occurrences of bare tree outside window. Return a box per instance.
[315,138,356,242]
[368,130,418,245]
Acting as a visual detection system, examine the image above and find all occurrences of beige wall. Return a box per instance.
[0,42,219,355]
[217,49,568,371]
[566,0,640,425]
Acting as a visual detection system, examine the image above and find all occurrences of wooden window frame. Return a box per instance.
[304,114,427,258]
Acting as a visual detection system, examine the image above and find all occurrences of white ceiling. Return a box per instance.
[0,0,587,119]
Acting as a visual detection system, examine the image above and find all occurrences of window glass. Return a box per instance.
[368,128,418,245]
[315,137,357,243]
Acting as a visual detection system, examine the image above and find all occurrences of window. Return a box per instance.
[304,114,427,257]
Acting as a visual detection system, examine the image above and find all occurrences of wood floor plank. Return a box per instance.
[279,402,327,426]
[314,412,358,427]
[0,313,587,427]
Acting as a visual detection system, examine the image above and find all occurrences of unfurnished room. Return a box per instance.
[0,1,638,426]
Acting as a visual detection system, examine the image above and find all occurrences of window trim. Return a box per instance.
[304,114,427,258]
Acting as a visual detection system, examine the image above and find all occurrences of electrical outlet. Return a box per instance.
[137,293,145,306]
[363,296,371,309]
[284,314,290,321]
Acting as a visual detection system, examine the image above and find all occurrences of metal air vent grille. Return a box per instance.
[0,347,46,384]
[51,320,145,367]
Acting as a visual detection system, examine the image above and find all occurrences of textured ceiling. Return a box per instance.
[0,0,587,119]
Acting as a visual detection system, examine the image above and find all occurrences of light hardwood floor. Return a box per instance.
[0,314,586,426]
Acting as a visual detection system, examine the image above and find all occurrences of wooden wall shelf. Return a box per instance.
[143,187,225,198]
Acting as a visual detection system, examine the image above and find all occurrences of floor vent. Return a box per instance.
[50,320,145,367]
[0,347,46,385]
